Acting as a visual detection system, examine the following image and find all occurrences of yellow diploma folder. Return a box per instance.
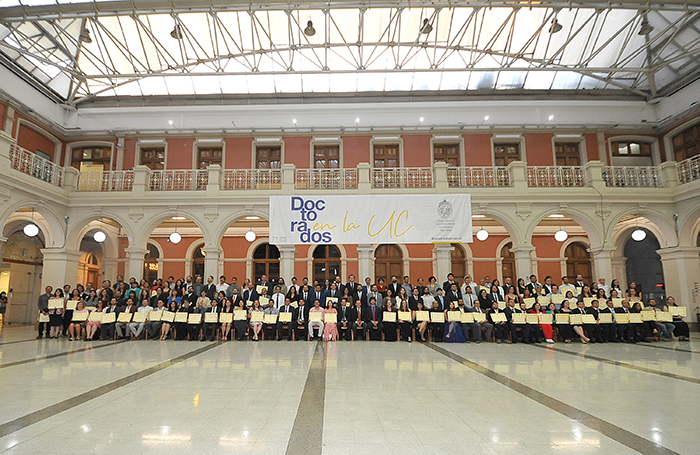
[490,313,506,323]
[132,312,147,323]
[581,314,596,324]
[325,313,338,323]
[472,312,487,323]
[72,311,88,322]
[250,312,264,322]
[669,306,687,317]
[583,297,595,307]
[460,312,474,323]
[48,298,63,310]
[38,313,50,323]
[382,312,396,323]
[204,312,219,323]
[628,313,643,324]
[612,298,624,308]
[279,312,292,323]
[555,313,570,324]
[569,314,583,325]
[599,313,613,324]
[187,313,202,324]
[615,313,629,324]
[398,311,412,322]
[641,310,656,321]
[523,297,536,306]
[219,313,233,323]
[551,294,564,304]
[309,312,323,322]
[538,314,552,324]
[234,309,247,321]
[117,312,132,323]
[415,311,430,322]
[575,287,582,296]
[539,295,551,304]
[263,314,278,324]
[526,314,540,324]
[148,311,162,322]
[161,311,175,323]
[256,285,267,295]
[326,297,338,306]
[175,312,189,323]
[430,312,445,323]
[66,300,79,311]
[447,311,461,322]
[259,297,270,306]
[656,312,672,322]
[101,312,116,324]
[511,313,526,324]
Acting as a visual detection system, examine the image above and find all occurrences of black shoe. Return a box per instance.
[36,335,43,339]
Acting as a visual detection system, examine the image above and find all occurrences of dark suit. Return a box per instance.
[351,306,369,340]
[187,306,206,340]
[442,280,457,293]
[505,306,531,343]
[599,307,618,342]
[434,294,447,311]
[294,305,310,341]
[202,305,221,340]
[310,290,325,307]
[257,281,273,297]
[445,289,462,305]
[387,282,401,298]
[243,288,260,304]
[277,305,295,340]
[488,308,508,341]
[204,283,217,300]
[366,305,383,340]
[100,305,119,340]
[408,296,422,311]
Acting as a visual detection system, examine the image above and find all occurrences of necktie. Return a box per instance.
[372,307,376,321]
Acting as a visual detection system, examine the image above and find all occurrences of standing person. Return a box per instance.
[48,288,64,339]
[37,286,52,339]
[397,299,413,342]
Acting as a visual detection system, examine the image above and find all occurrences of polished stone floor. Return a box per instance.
[0,325,698,454]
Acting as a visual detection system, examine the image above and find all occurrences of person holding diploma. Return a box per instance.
[444,301,465,343]
[68,300,89,341]
[128,298,151,339]
[382,300,398,342]
[63,289,81,336]
[397,299,413,342]
[367,297,383,341]
[504,298,530,344]
[487,300,508,343]
[85,301,104,341]
[323,302,339,341]
[100,297,119,340]
[556,300,573,343]
[115,298,137,339]
[428,300,444,342]
[48,288,64,339]
[249,300,264,341]
[530,302,552,343]
[145,300,166,340]
[308,299,325,340]
[571,300,591,343]
[335,298,352,341]
[202,298,221,341]
[219,298,234,341]
[414,300,429,342]
[665,297,689,341]
[295,300,309,341]
[263,300,279,340]
[351,299,367,341]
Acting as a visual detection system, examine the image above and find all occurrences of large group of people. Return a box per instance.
[35,272,691,344]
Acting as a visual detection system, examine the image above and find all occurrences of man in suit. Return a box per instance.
[100,298,120,340]
[456,299,479,343]
[311,284,325,308]
[434,288,447,311]
[230,287,244,307]
[442,273,457,294]
[571,300,592,343]
[345,274,358,298]
[387,276,401,298]
[462,286,477,310]
[294,299,309,341]
[587,300,604,342]
[367,297,383,340]
[574,274,587,290]
[471,300,492,342]
[299,285,312,308]
[324,282,340,303]
[408,287,422,311]
[351,299,368,341]
[461,275,478,297]
[501,277,514,296]
[192,275,204,298]
[337,298,352,341]
[504,299,530,343]
[367,284,384,310]
[202,298,221,341]
[616,301,635,342]
[354,284,367,308]
[243,282,259,305]
[599,299,618,342]
[542,276,554,296]
[401,276,414,296]
[446,283,461,305]
[187,298,206,341]
[115,297,137,339]
[277,298,296,341]
[204,276,217,300]
[264,301,279,340]
[525,275,541,295]
[258,274,273,297]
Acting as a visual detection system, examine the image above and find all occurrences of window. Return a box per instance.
[493,143,520,166]
[313,245,341,284]
[555,143,581,166]
[433,143,461,166]
[373,144,399,168]
[450,244,466,283]
[71,146,111,171]
[253,243,280,282]
[256,146,281,169]
[192,245,205,278]
[374,244,403,282]
[197,146,222,169]
[672,124,700,161]
[140,147,165,170]
[565,242,591,286]
[501,242,515,282]
[314,145,340,168]
[144,243,160,283]
[612,141,652,157]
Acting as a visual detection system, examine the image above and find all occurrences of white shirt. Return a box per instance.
[271,293,285,310]
[421,295,435,308]
[559,284,576,295]
[461,282,478,296]
[216,283,230,293]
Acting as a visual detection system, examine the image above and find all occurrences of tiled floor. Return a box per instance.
[0,324,698,454]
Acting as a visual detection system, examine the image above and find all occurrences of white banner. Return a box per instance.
[269,195,471,245]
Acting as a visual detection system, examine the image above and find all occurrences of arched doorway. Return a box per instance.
[374,244,403,282]
[624,229,664,301]
[501,242,515,282]
[144,243,160,283]
[313,245,341,284]
[1,230,44,323]
[192,244,205,278]
[450,244,466,283]
[78,251,102,290]
[253,243,280,282]
[565,242,592,285]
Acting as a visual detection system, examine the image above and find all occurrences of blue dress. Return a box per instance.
[444,320,466,343]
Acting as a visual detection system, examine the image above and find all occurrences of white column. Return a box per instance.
[203,247,221,279]
[124,247,148,281]
[432,243,454,284]
[656,247,700,318]
[102,258,118,283]
[0,236,7,267]
[356,244,374,282]
[40,248,82,289]
[278,245,297,281]
[589,246,616,283]
[511,246,535,280]
[611,256,627,288]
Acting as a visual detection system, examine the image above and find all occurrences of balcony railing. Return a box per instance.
[447,167,510,187]
[372,167,433,188]
[677,155,700,185]
[527,166,585,187]
[149,169,208,191]
[8,143,64,187]
[295,168,358,189]
[223,169,282,190]
[77,170,134,191]
[602,166,663,187]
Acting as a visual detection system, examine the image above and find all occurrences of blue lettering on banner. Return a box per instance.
[290,197,332,243]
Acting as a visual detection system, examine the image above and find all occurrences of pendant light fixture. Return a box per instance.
[245,229,256,242]
[169,215,182,244]
[24,208,39,237]
[476,228,489,241]
[631,215,646,241]
[94,218,106,243]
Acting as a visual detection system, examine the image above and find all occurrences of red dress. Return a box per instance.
[531,309,553,339]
